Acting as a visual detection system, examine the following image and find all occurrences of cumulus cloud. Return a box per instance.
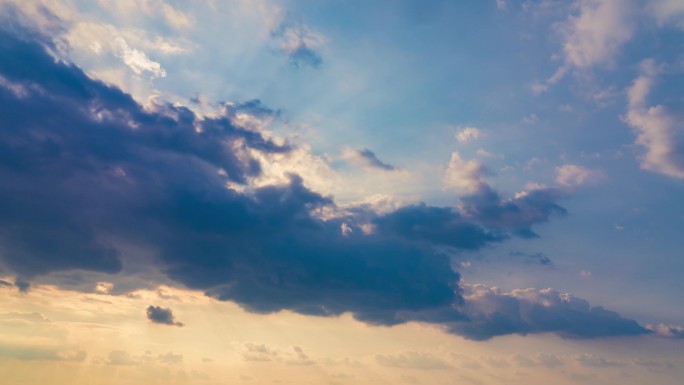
[555,164,605,187]
[448,284,650,340]
[625,59,684,179]
[146,306,184,327]
[343,148,397,171]
[534,0,635,92]
[443,152,488,194]
[561,0,635,69]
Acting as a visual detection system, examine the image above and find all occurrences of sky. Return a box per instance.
[0,0,683,384]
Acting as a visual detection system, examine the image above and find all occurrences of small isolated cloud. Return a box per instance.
[112,37,166,78]
[624,59,684,179]
[555,164,605,187]
[272,21,325,68]
[146,306,184,327]
[495,0,507,11]
[456,127,481,143]
[343,147,396,171]
[376,351,451,370]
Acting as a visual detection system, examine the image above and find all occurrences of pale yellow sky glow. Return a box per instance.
[1,283,681,385]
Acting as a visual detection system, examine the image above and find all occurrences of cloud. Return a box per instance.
[555,164,605,187]
[448,284,650,340]
[624,59,684,179]
[510,251,553,266]
[443,152,488,195]
[241,343,315,366]
[534,0,635,92]
[108,350,139,365]
[376,351,451,370]
[112,36,166,78]
[455,127,481,143]
[146,306,184,327]
[372,204,502,250]
[0,27,650,341]
[343,148,397,171]
[458,186,567,238]
[272,20,325,68]
[648,0,684,29]
[560,0,635,69]
[575,353,626,368]
[157,351,184,364]
[646,323,684,339]
[0,343,86,362]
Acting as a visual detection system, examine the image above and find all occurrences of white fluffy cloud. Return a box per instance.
[443,152,487,194]
[625,59,684,179]
[561,0,635,69]
[113,37,167,78]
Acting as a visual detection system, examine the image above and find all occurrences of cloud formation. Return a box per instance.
[146,305,184,327]
[0,26,653,340]
[272,20,325,68]
[449,285,650,340]
[560,0,635,69]
[555,164,605,187]
[625,59,684,179]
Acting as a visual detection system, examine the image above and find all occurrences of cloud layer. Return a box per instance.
[0,26,654,340]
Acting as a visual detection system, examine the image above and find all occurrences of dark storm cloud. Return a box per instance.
[373,204,501,249]
[146,305,184,327]
[0,27,652,339]
[448,285,650,340]
[0,27,286,278]
[459,186,567,238]
[0,28,461,325]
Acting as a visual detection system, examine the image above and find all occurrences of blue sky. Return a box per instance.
[0,0,683,384]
